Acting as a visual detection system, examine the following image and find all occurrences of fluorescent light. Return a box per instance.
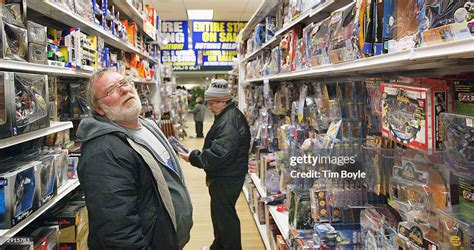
[187,9,213,20]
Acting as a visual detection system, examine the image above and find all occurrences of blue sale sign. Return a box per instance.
[192,21,245,50]
[160,21,188,50]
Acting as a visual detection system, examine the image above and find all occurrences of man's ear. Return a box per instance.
[94,107,106,116]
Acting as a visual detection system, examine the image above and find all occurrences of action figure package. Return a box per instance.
[0,0,27,28]
[289,189,313,230]
[28,42,48,64]
[36,155,57,207]
[30,226,59,249]
[435,206,474,250]
[312,17,331,66]
[0,161,39,229]
[453,80,474,116]
[27,21,47,45]
[381,82,449,154]
[328,2,360,64]
[360,206,400,249]
[52,150,69,189]
[5,73,50,138]
[441,113,474,180]
[386,0,419,53]
[389,155,449,215]
[418,0,472,46]
[265,16,276,41]
[395,221,443,249]
[0,19,28,61]
[313,223,362,248]
[67,156,78,179]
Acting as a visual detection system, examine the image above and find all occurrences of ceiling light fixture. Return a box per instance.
[187,9,213,20]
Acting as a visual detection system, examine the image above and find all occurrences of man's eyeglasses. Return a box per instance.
[96,78,134,100]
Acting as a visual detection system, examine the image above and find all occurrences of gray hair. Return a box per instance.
[86,68,114,111]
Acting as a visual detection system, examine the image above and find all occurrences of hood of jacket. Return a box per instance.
[77,115,128,142]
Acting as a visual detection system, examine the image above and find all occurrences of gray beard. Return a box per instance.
[101,94,142,122]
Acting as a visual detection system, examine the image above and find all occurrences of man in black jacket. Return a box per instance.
[77,68,193,249]
[180,79,250,250]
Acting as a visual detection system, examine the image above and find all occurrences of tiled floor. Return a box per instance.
[180,114,264,250]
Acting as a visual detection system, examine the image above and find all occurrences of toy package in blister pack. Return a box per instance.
[13,73,50,136]
[381,82,449,154]
[36,155,57,207]
[435,205,474,250]
[360,206,400,249]
[418,0,473,46]
[362,136,397,196]
[0,0,27,28]
[441,113,474,180]
[0,18,28,62]
[288,188,313,230]
[386,0,419,53]
[0,161,39,229]
[328,2,361,64]
[313,222,362,248]
[312,17,331,66]
[395,220,443,249]
[389,151,450,216]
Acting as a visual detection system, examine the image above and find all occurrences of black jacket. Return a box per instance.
[77,116,193,249]
[189,102,250,178]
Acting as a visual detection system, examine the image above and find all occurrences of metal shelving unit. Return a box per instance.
[0,122,73,149]
[28,0,159,64]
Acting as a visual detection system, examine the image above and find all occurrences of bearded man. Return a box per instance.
[76,68,193,249]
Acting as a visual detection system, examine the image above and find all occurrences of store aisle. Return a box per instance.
[179,114,264,250]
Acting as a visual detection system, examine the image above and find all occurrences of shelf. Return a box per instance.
[247,173,290,241]
[132,78,156,85]
[0,179,81,245]
[250,173,266,198]
[244,38,474,82]
[28,0,159,64]
[0,121,73,149]
[0,60,92,78]
[242,36,279,63]
[109,0,156,41]
[241,182,271,250]
[268,205,290,241]
[237,0,279,42]
[241,0,354,64]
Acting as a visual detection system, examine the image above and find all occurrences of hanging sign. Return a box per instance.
[192,21,245,50]
[160,21,188,50]
[161,50,201,70]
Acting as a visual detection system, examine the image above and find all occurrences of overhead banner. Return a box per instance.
[192,21,245,50]
[199,50,237,67]
[160,21,188,50]
[160,50,201,71]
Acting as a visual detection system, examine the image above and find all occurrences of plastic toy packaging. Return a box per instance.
[441,113,474,180]
[389,153,450,216]
[289,189,313,230]
[313,17,331,66]
[265,16,276,41]
[435,205,474,250]
[328,2,360,64]
[1,0,26,28]
[381,82,449,154]
[395,220,443,249]
[295,38,304,71]
[254,23,266,48]
[27,21,47,45]
[302,23,313,68]
[69,83,90,118]
[360,206,400,249]
[386,0,419,53]
[28,43,47,64]
[0,20,28,61]
[313,223,361,248]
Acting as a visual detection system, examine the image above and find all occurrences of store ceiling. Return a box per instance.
[150,0,261,21]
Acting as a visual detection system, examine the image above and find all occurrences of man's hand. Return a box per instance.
[178,151,191,162]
